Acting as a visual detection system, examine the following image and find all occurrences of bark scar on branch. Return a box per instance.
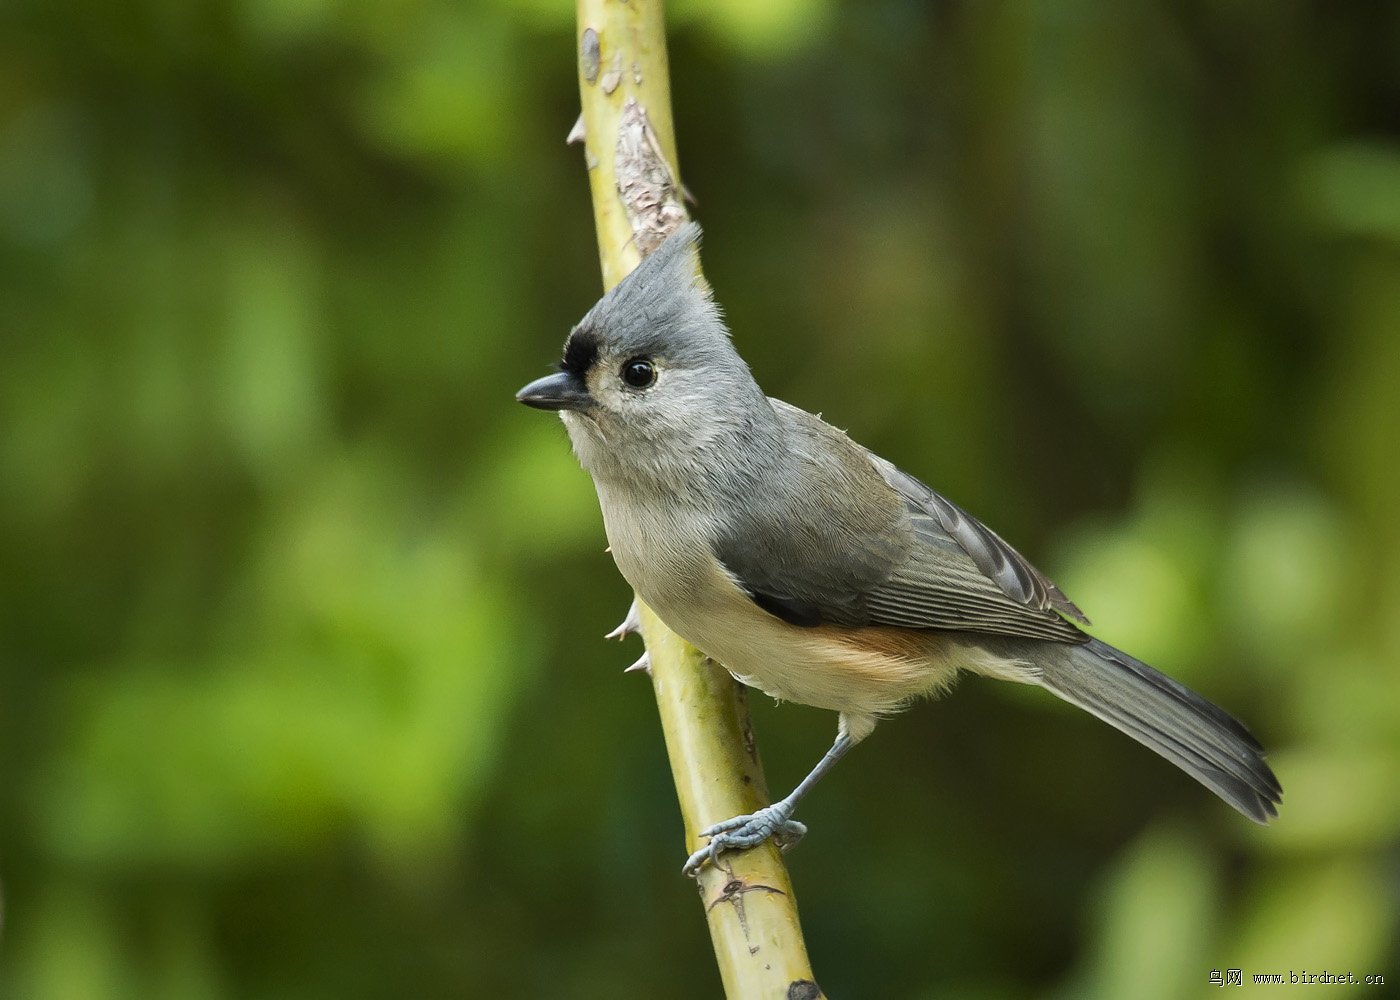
[615,98,686,255]
[705,876,789,956]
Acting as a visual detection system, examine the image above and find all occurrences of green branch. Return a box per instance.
[573,2,824,996]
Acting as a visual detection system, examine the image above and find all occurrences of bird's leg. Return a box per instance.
[682,731,853,876]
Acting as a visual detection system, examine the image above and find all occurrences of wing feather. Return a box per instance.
[712,399,1088,645]
[866,453,1090,625]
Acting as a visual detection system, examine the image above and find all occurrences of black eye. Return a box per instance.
[621,357,656,388]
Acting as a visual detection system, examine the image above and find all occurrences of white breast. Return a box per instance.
[596,482,959,739]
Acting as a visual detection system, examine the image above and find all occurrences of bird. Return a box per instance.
[516,223,1281,875]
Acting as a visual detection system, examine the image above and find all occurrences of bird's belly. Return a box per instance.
[596,485,957,721]
[634,546,953,721]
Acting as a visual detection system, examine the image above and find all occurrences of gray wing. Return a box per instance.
[860,451,1089,642]
[712,399,1088,644]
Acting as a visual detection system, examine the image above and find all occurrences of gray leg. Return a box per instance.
[682,732,854,876]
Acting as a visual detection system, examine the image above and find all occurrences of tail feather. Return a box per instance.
[1036,638,1281,823]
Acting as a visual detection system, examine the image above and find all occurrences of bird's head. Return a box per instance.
[516,223,770,489]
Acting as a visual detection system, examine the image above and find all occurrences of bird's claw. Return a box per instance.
[682,805,807,876]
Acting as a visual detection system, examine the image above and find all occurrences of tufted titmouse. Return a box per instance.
[517,224,1281,875]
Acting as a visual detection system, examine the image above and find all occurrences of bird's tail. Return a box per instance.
[1032,637,1281,822]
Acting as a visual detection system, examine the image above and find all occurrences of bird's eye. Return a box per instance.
[621,357,656,388]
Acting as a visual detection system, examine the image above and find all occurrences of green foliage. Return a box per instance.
[2,1,1396,996]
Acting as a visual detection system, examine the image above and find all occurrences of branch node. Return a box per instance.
[604,598,642,641]
[601,53,623,95]
[566,113,586,146]
[580,28,600,85]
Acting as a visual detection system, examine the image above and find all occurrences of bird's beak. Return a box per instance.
[515,371,594,412]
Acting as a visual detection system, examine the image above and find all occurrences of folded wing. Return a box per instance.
[711,399,1087,645]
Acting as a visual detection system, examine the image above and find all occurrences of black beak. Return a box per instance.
[516,371,594,412]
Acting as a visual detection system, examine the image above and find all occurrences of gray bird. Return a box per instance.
[517,223,1281,875]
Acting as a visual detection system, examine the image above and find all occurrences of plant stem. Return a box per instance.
[573,3,824,997]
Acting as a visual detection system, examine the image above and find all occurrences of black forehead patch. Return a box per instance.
[560,327,600,375]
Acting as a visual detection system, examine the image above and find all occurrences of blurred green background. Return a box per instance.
[2,0,1398,997]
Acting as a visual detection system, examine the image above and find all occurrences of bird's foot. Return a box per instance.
[682,803,807,876]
